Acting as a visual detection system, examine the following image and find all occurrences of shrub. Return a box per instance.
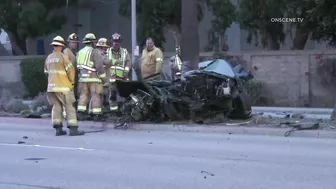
[20,57,47,97]
[243,81,264,104]
[5,99,29,113]
[31,93,51,113]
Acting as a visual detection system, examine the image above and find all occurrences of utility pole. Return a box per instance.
[131,0,138,80]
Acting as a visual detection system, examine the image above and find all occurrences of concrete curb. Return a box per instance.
[1,117,336,139]
[128,124,336,139]
[20,102,334,114]
[252,107,333,114]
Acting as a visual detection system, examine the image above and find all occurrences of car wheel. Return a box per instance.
[229,91,252,119]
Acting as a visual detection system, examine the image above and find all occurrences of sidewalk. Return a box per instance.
[1,117,336,139]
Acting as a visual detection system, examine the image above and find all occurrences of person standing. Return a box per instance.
[76,33,108,121]
[140,38,163,80]
[44,36,84,136]
[106,33,131,111]
[63,33,79,109]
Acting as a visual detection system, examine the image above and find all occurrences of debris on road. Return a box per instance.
[201,170,215,179]
[284,123,320,137]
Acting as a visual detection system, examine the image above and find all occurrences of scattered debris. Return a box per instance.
[291,113,305,119]
[284,123,320,137]
[24,158,46,161]
[22,136,28,139]
[201,170,215,179]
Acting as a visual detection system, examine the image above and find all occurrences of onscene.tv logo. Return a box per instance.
[270,18,304,23]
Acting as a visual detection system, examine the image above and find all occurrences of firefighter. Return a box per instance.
[140,37,163,80]
[44,36,84,136]
[63,33,79,65]
[106,33,131,111]
[169,46,182,80]
[63,33,79,108]
[76,33,108,121]
[96,38,112,112]
[96,38,112,77]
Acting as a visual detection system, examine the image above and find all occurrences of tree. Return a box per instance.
[238,0,286,50]
[307,0,336,48]
[205,0,237,51]
[180,0,199,73]
[0,0,75,55]
[118,0,207,50]
[284,0,317,50]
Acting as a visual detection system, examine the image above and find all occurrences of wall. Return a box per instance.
[0,50,335,107]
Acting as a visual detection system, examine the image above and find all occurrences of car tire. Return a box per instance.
[229,91,252,119]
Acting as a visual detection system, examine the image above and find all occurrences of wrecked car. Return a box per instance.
[114,59,253,127]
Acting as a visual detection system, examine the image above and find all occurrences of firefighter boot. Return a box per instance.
[54,124,67,136]
[69,127,85,136]
[93,114,106,121]
[77,112,86,121]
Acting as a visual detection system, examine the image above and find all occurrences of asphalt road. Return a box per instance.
[0,123,336,189]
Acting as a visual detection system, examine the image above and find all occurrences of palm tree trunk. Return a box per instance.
[180,0,199,74]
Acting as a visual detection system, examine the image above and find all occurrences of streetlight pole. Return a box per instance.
[131,0,138,80]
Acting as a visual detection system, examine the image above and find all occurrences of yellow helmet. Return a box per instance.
[82,33,96,44]
[50,36,65,46]
[67,33,78,42]
[96,38,109,47]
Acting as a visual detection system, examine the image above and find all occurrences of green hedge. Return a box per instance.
[20,57,48,97]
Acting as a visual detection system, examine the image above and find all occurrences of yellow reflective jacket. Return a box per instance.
[76,46,106,83]
[63,48,77,67]
[107,47,131,81]
[140,46,163,78]
[44,50,75,92]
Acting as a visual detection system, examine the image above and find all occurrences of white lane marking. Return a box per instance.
[0,143,94,151]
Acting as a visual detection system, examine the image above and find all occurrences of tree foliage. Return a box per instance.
[205,0,237,51]
[238,0,336,50]
[307,0,336,48]
[238,0,286,50]
[118,0,219,50]
[0,0,78,55]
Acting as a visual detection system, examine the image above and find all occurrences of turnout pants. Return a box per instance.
[109,82,118,111]
[47,91,78,128]
[77,82,103,114]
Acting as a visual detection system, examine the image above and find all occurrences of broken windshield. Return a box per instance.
[199,59,236,78]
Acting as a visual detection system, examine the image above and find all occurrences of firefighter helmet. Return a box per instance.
[96,38,109,47]
[111,33,122,41]
[50,36,65,47]
[82,33,97,44]
[67,33,79,42]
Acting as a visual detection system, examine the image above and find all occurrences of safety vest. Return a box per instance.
[107,47,129,78]
[77,46,96,71]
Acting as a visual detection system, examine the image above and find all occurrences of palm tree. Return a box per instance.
[180,0,199,74]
